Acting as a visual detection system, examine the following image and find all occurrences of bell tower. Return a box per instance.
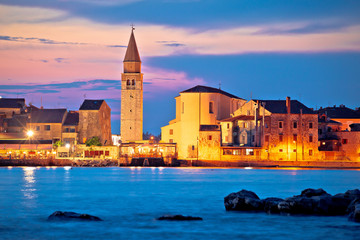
[121,28,143,141]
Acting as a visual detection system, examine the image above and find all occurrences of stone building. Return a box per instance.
[27,108,67,142]
[161,85,246,160]
[0,98,26,118]
[78,99,112,145]
[62,111,79,146]
[121,28,143,142]
[220,97,319,161]
[317,105,360,131]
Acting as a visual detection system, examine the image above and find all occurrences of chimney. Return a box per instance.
[286,96,291,114]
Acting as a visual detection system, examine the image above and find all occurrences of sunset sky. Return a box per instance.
[1,0,360,134]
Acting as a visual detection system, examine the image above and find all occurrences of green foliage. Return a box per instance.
[53,140,63,148]
[85,136,102,147]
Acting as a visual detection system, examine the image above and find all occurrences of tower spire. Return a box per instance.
[124,27,141,63]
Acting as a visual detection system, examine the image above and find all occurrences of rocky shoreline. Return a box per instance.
[224,188,360,223]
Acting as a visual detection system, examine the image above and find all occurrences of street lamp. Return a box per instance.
[27,130,34,137]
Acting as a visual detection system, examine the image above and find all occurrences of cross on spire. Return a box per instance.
[130,23,135,31]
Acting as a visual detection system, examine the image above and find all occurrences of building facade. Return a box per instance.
[78,100,112,145]
[161,85,246,159]
[120,28,143,142]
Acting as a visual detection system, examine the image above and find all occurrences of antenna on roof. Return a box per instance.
[130,23,135,31]
[219,80,221,90]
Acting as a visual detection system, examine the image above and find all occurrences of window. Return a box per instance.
[342,139,348,144]
[309,135,313,142]
[126,79,130,85]
[209,101,214,114]
[279,134,283,142]
[293,134,297,142]
[246,149,254,155]
[36,126,40,131]
[247,110,250,116]
[265,135,269,142]
[279,149,283,152]
[70,128,75,133]
[169,139,173,143]
[182,102,184,114]
[191,145,195,150]
[265,123,268,128]
[319,129,323,134]
[45,125,50,131]
[279,121,283,129]
[309,122,313,129]
[252,135,255,142]
[169,129,173,135]
[293,149,297,152]
[309,149,313,156]
[293,121,297,129]
[208,135,212,141]
[227,123,230,129]
[132,79,135,85]
[130,109,132,112]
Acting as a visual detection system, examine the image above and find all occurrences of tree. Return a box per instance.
[85,136,102,146]
[53,140,63,149]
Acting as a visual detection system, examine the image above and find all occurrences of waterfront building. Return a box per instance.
[317,105,360,131]
[27,108,67,142]
[161,85,246,160]
[0,98,26,118]
[220,97,319,161]
[120,28,143,142]
[78,99,112,145]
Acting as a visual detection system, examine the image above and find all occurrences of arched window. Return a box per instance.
[132,79,135,85]
[126,80,130,85]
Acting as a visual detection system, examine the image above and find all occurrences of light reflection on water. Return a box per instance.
[21,167,38,203]
[1,167,359,240]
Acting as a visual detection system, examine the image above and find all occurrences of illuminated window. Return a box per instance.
[279,121,283,129]
[209,101,214,114]
[309,135,313,142]
[309,122,313,129]
[208,135,212,141]
[293,121,297,128]
[45,125,50,131]
[279,134,283,142]
[246,149,254,155]
[169,129,173,135]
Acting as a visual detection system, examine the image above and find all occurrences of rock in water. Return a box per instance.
[300,188,329,198]
[157,215,203,221]
[48,211,102,221]
[262,197,283,214]
[348,204,360,222]
[224,189,263,211]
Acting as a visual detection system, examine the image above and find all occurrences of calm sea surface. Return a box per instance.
[0,167,359,240]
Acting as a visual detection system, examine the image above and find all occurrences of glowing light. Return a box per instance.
[65,143,70,148]
[27,130,34,137]
[52,151,56,154]
[244,167,253,170]
[8,166,13,169]
[64,166,72,170]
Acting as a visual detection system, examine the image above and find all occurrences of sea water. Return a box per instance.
[0,167,359,240]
